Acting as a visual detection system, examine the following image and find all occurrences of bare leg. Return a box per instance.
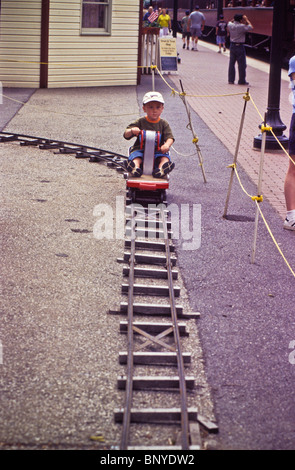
[157,156,170,169]
[132,157,142,169]
[284,155,295,211]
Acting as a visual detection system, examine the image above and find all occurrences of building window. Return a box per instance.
[81,0,112,35]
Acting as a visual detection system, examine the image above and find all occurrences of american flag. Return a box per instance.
[148,9,159,23]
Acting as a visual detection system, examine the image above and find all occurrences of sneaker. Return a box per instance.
[152,161,175,178]
[187,46,189,50]
[183,43,185,49]
[218,50,221,53]
[283,217,295,231]
[223,47,226,52]
[238,81,249,85]
[126,160,142,177]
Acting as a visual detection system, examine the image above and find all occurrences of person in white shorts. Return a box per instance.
[188,5,205,51]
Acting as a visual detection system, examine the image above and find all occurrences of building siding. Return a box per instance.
[0,0,141,88]
[47,0,140,88]
[0,0,42,87]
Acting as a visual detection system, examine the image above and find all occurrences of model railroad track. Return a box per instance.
[1,130,218,449]
[111,193,218,450]
[0,131,128,170]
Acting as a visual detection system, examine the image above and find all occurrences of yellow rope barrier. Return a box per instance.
[156,65,244,98]
[227,163,264,202]
[227,162,294,279]
[0,58,146,69]
[2,94,139,120]
[255,201,295,278]
[249,94,295,167]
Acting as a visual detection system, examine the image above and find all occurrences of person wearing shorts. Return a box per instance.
[284,55,295,230]
[188,5,205,51]
[216,14,227,53]
[181,10,191,50]
[124,91,175,178]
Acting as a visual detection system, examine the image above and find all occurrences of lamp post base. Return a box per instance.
[253,133,289,150]
[253,109,289,150]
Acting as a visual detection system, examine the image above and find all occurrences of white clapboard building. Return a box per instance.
[0,0,141,88]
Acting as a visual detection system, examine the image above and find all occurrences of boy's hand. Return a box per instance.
[161,139,173,154]
[160,143,170,153]
[130,127,141,136]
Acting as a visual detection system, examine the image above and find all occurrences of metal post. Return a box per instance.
[172,0,178,38]
[223,90,250,218]
[179,80,207,183]
[40,0,50,88]
[253,0,289,150]
[251,116,267,264]
[217,0,223,21]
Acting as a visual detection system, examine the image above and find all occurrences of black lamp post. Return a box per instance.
[172,0,178,38]
[253,0,289,150]
[217,0,223,21]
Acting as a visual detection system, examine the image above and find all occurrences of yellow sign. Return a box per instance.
[159,38,177,57]
[159,37,178,72]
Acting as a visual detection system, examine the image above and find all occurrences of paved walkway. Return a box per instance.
[169,36,291,220]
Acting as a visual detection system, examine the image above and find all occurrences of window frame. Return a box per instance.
[80,0,112,36]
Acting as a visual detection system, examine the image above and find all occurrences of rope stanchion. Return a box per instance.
[226,162,295,278]
[251,114,268,264]
[178,80,207,183]
[223,89,250,218]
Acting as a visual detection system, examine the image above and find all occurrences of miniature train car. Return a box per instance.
[126,130,170,204]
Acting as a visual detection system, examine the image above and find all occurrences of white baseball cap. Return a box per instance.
[142,91,165,105]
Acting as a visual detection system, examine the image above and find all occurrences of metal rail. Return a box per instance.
[160,204,190,450]
[115,198,201,450]
[0,131,128,170]
[120,208,136,450]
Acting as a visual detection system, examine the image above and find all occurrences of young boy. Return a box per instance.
[123,91,175,178]
[216,14,227,53]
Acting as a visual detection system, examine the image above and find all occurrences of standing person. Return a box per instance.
[143,6,153,23]
[216,14,227,53]
[157,8,171,37]
[227,14,253,85]
[124,91,175,178]
[283,55,295,230]
[188,5,205,51]
[181,10,191,50]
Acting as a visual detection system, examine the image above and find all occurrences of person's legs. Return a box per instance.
[237,46,247,84]
[127,150,143,177]
[283,114,295,230]
[194,27,201,50]
[217,36,222,53]
[191,31,196,50]
[228,46,236,83]
[284,156,295,209]
[152,155,175,178]
[186,33,191,49]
